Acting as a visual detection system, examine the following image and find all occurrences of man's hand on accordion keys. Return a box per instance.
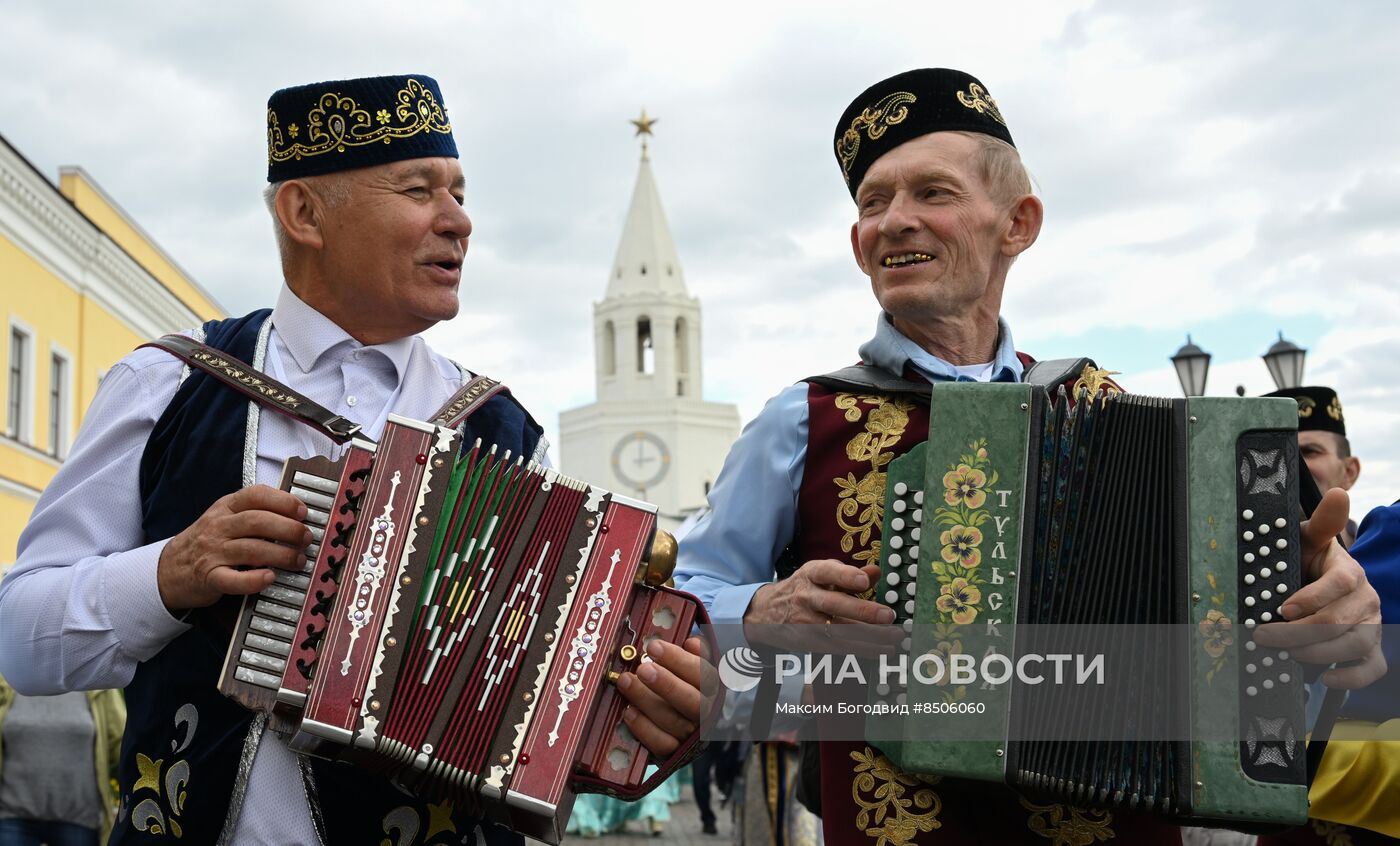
[157,485,314,612]
[1254,487,1386,689]
[743,559,902,655]
[614,636,718,756]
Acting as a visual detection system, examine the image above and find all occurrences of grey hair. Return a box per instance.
[263,175,353,260]
[947,131,1034,206]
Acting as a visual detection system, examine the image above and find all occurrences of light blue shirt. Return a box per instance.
[674,313,1024,626]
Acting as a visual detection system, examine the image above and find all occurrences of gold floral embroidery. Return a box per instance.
[955,82,1007,126]
[930,439,997,628]
[268,78,451,164]
[837,92,918,182]
[189,350,304,408]
[834,394,914,566]
[1328,396,1344,422]
[1019,797,1114,846]
[1296,396,1316,419]
[851,746,942,846]
[1070,364,1122,399]
[124,705,198,839]
[1311,819,1356,846]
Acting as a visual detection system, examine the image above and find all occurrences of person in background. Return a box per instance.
[1264,386,1362,546]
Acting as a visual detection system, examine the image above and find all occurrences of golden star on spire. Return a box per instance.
[630,108,658,160]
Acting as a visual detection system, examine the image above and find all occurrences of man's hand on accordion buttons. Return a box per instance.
[1254,487,1385,688]
[743,559,900,654]
[157,485,313,612]
[615,637,718,757]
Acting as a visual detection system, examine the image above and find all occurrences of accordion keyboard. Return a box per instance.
[217,459,343,711]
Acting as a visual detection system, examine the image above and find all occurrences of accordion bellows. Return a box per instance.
[869,383,1308,827]
[217,415,702,843]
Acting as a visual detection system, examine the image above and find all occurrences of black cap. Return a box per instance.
[1263,386,1346,436]
[834,68,1015,198]
[266,75,457,182]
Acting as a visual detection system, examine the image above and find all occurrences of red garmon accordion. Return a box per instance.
[214,410,708,843]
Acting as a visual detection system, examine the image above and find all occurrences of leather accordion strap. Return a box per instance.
[141,334,364,444]
[809,357,1097,399]
[142,334,507,445]
[430,374,506,430]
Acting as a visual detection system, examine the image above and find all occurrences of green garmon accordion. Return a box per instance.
[868,382,1308,828]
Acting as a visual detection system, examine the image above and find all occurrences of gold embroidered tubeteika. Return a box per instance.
[955,83,1007,126]
[268,78,451,164]
[1071,364,1122,399]
[851,746,942,846]
[1019,797,1115,846]
[833,393,914,567]
[837,92,917,182]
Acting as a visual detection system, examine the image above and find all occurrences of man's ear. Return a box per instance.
[850,222,871,276]
[1343,456,1362,490]
[274,180,326,250]
[1002,194,1043,258]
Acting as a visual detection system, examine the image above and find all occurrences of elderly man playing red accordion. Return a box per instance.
[0,74,709,846]
[675,68,1385,845]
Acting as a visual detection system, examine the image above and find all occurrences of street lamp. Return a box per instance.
[1262,332,1307,390]
[1171,335,1211,396]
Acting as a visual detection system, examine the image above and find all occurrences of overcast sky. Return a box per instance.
[4,0,1398,517]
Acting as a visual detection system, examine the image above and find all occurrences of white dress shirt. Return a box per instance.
[0,285,476,844]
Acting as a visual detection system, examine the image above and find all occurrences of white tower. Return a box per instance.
[559,111,740,530]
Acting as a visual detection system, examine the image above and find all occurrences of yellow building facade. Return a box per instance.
[0,135,223,567]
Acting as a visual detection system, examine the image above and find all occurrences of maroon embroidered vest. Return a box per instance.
[796,377,1182,846]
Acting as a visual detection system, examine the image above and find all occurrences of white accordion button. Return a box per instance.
[911,509,923,522]
[893,500,907,513]
[914,490,925,505]
[1260,567,1272,579]
[911,528,922,541]
[1245,618,1257,628]
[1245,596,1256,607]
[906,582,917,596]
[894,482,908,495]
[908,546,920,559]
[1275,562,1287,572]
[906,564,917,578]
[1260,611,1273,622]
[1246,663,1256,673]
[901,638,912,651]
[1279,650,1290,661]
[1259,524,1271,535]
[903,619,914,633]
[1259,546,1271,557]
[1245,640,1257,652]
[1280,673,1291,683]
[1244,553,1256,563]
[1262,656,1274,667]
[889,553,902,566]
[1243,509,1255,520]
[1245,574,1256,585]
[887,573,900,586]
[877,683,890,695]
[1263,679,1275,690]
[1276,539,1287,549]
[1275,517,1287,528]
[1246,685,1258,696]
[1244,531,1255,541]
[890,536,904,550]
[904,600,916,614]
[1277,583,1288,594]
[891,518,905,531]
[1261,590,1272,601]
[885,590,899,603]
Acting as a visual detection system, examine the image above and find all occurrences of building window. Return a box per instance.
[7,327,29,442]
[49,352,69,458]
[637,317,654,375]
[603,321,616,376]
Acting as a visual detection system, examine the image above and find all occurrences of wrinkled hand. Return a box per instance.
[1254,488,1385,688]
[616,637,718,757]
[743,560,899,654]
[157,485,312,612]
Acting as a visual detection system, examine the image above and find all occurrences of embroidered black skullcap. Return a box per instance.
[834,68,1015,198]
[1263,386,1347,436]
[266,75,457,183]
